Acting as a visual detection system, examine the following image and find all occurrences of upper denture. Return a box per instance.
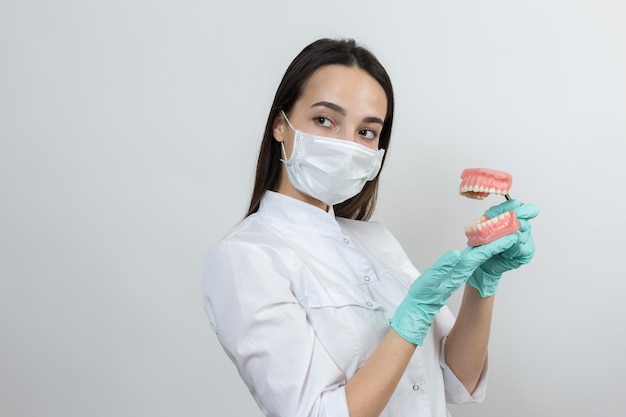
[459,168,513,199]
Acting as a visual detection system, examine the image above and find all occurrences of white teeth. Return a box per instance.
[466,211,513,233]
[494,212,510,221]
[460,184,510,195]
[460,183,511,200]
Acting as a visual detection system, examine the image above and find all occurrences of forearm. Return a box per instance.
[444,284,495,393]
[345,328,416,417]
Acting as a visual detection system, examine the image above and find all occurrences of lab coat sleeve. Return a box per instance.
[203,239,350,417]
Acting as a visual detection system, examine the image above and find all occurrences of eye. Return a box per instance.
[314,116,333,128]
[359,129,379,140]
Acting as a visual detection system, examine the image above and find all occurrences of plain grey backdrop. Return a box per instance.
[1,0,625,416]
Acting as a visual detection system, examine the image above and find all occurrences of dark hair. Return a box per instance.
[246,38,395,220]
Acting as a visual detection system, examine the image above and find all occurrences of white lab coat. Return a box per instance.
[203,191,487,417]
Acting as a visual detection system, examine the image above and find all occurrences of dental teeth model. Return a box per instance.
[464,211,521,247]
[460,168,520,246]
[459,168,512,200]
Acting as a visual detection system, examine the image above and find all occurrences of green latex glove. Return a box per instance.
[391,235,518,346]
[468,200,540,298]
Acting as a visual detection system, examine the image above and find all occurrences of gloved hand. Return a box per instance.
[468,199,539,298]
[391,235,519,346]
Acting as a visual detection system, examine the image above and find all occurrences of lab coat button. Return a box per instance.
[366,301,373,307]
[343,238,350,244]
[364,275,370,282]
[412,384,420,391]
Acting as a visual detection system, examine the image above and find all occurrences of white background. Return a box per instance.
[1,1,625,416]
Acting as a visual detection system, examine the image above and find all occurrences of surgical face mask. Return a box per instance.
[279,110,385,206]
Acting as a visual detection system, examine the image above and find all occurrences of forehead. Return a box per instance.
[298,65,387,114]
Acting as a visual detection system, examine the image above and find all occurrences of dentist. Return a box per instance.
[203,38,538,417]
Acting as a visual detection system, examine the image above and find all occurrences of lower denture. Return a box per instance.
[465,210,520,246]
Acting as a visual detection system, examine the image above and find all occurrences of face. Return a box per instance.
[275,64,387,150]
[273,64,388,209]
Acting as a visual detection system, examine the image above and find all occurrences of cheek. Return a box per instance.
[359,139,380,150]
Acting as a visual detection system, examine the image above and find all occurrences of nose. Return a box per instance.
[335,126,357,143]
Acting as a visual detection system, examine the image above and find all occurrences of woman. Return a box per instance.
[203,38,538,417]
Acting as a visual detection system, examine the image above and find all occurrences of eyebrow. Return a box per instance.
[311,101,384,126]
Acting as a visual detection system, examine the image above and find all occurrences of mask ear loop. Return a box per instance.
[279,110,295,162]
[279,142,288,162]
[280,110,296,132]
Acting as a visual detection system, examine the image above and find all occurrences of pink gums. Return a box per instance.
[465,210,520,246]
[459,168,513,200]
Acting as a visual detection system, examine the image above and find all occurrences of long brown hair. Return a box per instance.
[246,38,395,220]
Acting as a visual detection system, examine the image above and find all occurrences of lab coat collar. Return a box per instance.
[257,191,342,235]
